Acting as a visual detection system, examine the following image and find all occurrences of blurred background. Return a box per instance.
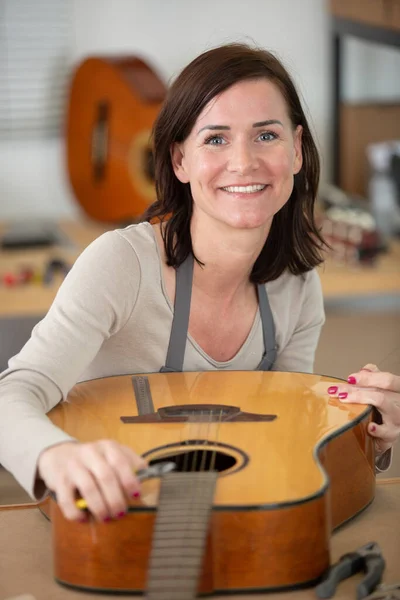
[0,0,399,502]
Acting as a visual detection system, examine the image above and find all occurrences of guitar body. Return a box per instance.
[66,55,166,223]
[45,371,375,594]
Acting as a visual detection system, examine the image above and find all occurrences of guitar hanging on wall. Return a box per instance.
[65,55,166,223]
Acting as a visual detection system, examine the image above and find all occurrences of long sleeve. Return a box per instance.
[0,230,141,499]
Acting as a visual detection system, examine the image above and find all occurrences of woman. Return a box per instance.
[0,43,397,523]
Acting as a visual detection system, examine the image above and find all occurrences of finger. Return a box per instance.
[52,475,86,522]
[347,369,400,393]
[102,442,146,501]
[82,446,129,520]
[361,363,380,373]
[367,421,398,445]
[121,445,148,475]
[73,462,112,522]
[336,388,392,413]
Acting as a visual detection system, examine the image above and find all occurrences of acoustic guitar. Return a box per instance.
[66,56,166,223]
[43,370,375,596]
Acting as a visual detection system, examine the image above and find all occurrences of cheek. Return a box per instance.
[191,154,223,185]
[268,147,296,179]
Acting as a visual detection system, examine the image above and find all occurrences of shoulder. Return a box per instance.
[266,268,325,328]
[113,221,158,255]
[55,222,159,303]
[83,221,155,256]
[74,221,157,272]
[266,268,323,299]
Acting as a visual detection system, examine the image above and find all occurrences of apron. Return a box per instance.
[160,253,277,372]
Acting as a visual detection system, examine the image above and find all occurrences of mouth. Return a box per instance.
[220,184,268,194]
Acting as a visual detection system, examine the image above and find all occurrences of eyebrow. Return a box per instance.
[197,119,283,134]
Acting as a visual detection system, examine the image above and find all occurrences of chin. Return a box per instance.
[223,212,273,230]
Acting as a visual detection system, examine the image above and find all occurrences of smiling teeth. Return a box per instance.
[222,184,266,193]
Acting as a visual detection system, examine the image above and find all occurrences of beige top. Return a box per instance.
[0,221,328,498]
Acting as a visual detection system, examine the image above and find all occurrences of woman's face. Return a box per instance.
[171,78,303,231]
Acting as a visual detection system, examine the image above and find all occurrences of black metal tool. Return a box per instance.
[315,542,386,600]
[364,583,400,600]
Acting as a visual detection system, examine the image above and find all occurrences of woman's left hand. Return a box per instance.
[327,363,400,455]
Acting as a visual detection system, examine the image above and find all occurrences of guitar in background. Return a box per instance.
[66,55,166,223]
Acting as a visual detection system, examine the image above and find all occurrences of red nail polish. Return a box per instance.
[370,425,376,432]
[132,491,140,498]
[338,392,348,399]
[78,517,88,523]
[117,511,126,518]
[103,516,111,523]
[328,386,338,394]
[347,376,356,384]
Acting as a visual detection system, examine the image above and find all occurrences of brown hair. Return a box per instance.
[142,42,326,282]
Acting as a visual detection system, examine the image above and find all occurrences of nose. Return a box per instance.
[226,139,259,175]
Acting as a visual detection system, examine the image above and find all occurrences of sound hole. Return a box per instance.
[149,448,237,473]
[92,101,109,181]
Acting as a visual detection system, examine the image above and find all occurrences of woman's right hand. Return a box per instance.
[37,440,147,522]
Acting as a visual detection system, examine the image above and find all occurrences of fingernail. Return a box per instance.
[347,376,357,384]
[78,517,88,523]
[338,392,348,400]
[117,511,126,519]
[103,516,112,523]
[361,368,372,372]
[328,386,338,394]
[132,491,141,498]
[370,425,376,432]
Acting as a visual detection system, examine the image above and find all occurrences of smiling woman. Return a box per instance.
[1,42,386,527]
[170,79,303,234]
[146,44,323,285]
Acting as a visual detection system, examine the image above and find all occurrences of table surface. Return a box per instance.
[0,220,108,317]
[0,478,399,600]
[1,220,400,318]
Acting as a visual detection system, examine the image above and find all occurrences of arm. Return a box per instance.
[0,230,141,500]
[272,269,325,374]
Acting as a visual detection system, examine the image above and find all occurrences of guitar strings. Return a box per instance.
[209,408,223,474]
[199,408,214,473]
[167,407,209,594]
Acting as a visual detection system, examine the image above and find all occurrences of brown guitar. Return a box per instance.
[66,55,166,223]
[44,370,375,596]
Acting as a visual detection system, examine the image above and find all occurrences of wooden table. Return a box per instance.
[0,220,110,318]
[318,239,400,301]
[1,220,400,318]
[0,478,399,600]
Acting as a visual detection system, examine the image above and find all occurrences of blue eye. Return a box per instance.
[259,131,278,142]
[204,135,225,145]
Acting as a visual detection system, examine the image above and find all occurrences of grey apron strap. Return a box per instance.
[160,254,194,373]
[160,254,277,373]
[256,283,277,371]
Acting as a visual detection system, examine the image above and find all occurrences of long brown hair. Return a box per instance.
[142,42,326,283]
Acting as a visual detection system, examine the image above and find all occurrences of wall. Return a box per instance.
[1,0,332,220]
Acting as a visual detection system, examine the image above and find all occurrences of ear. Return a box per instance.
[170,142,190,184]
[292,125,303,175]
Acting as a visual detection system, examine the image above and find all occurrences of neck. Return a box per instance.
[190,212,271,300]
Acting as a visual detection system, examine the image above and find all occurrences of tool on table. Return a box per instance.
[43,258,70,285]
[315,541,386,600]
